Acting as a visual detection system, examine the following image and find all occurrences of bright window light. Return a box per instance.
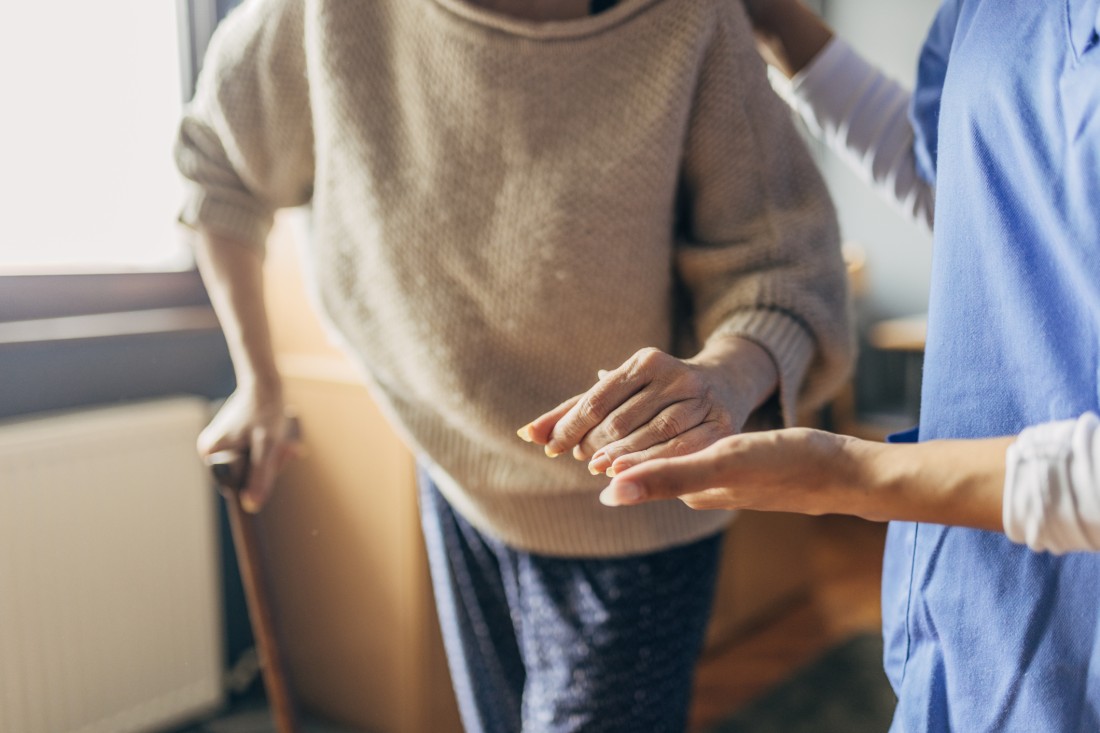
[0,2,191,273]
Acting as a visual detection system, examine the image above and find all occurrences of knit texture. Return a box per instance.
[176,0,852,556]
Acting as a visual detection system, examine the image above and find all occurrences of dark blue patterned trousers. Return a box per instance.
[418,472,723,733]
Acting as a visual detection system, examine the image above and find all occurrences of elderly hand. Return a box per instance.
[197,385,301,513]
[518,335,779,476]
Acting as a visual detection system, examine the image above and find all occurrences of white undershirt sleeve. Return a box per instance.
[1004,413,1100,554]
[781,37,935,230]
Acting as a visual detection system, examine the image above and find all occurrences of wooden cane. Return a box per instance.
[206,417,301,733]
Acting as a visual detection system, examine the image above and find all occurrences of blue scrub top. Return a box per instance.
[883,1,1100,730]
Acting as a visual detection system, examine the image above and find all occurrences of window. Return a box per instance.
[0,1,240,418]
[0,1,236,274]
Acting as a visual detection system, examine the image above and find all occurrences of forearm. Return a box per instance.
[788,38,934,229]
[853,436,1010,530]
[193,228,282,399]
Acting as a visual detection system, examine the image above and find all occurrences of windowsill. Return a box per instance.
[0,268,234,421]
[0,306,220,347]
[0,268,211,323]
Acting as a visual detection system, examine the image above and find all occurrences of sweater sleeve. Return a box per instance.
[786,37,935,230]
[674,6,854,427]
[174,0,314,251]
[1004,413,1100,554]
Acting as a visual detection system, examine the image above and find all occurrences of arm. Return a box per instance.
[521,5,853,474]
[747,0,935,229]
[192,230,295,512]
[601,413,1100,555]
[600,427,1008,530]
[175,0,314,511]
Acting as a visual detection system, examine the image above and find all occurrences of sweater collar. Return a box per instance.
[429,0,665,40]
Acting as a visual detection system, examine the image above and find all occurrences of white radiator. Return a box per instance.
[0,397,224,733]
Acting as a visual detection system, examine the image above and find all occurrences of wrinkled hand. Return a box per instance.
[197,386,300,513]
[599,427,865,516]
[518,337,778,477]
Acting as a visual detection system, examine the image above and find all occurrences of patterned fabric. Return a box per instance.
[418,472,722,733]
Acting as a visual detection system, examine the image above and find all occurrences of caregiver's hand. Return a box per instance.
[519,335,779,476]
[599,427,1010,533]
[599,427,865,514]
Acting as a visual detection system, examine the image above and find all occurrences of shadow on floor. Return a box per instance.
[708,634,896,733]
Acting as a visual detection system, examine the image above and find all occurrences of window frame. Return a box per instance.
[0,0,224,322]
[0,0,238,423]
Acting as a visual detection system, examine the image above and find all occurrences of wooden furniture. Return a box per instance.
[868,314,927,353]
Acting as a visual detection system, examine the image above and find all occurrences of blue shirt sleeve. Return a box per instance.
[910,0,963,186]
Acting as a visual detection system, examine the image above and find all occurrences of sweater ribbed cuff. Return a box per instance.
[178,184,274,253]
[711,309,815,427]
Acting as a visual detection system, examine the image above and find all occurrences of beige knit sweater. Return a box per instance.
[176,0,853,557]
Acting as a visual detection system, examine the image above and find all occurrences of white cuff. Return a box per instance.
[1004,413,1100,554]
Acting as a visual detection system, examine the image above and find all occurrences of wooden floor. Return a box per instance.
[688,515,888,732]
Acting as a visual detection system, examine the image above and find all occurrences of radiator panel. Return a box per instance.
[0,397,224,733]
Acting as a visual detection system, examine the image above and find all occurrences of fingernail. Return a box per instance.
[573,445,586,461]
[605,466,616,477]
[600,481,644,507]
[588,454,611,475]
[545,444,561,458]
[517,425,533,443]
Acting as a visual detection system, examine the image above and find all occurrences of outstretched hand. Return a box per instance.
[598,427,865,515]
[597,426,1011,534]
[518,336,779,477]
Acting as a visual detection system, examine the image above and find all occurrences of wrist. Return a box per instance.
[855,438,1009,529]
[237,370,285,404]
[692,334,779,410]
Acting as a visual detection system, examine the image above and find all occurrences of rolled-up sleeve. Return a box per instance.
[1004,413,1100,554]
[175,0,314,252]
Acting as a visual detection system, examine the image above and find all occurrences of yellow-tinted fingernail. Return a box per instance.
[545,445,561,458]
[605,466,617,477]
[588,453,611,475]
[517,425,533,442]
